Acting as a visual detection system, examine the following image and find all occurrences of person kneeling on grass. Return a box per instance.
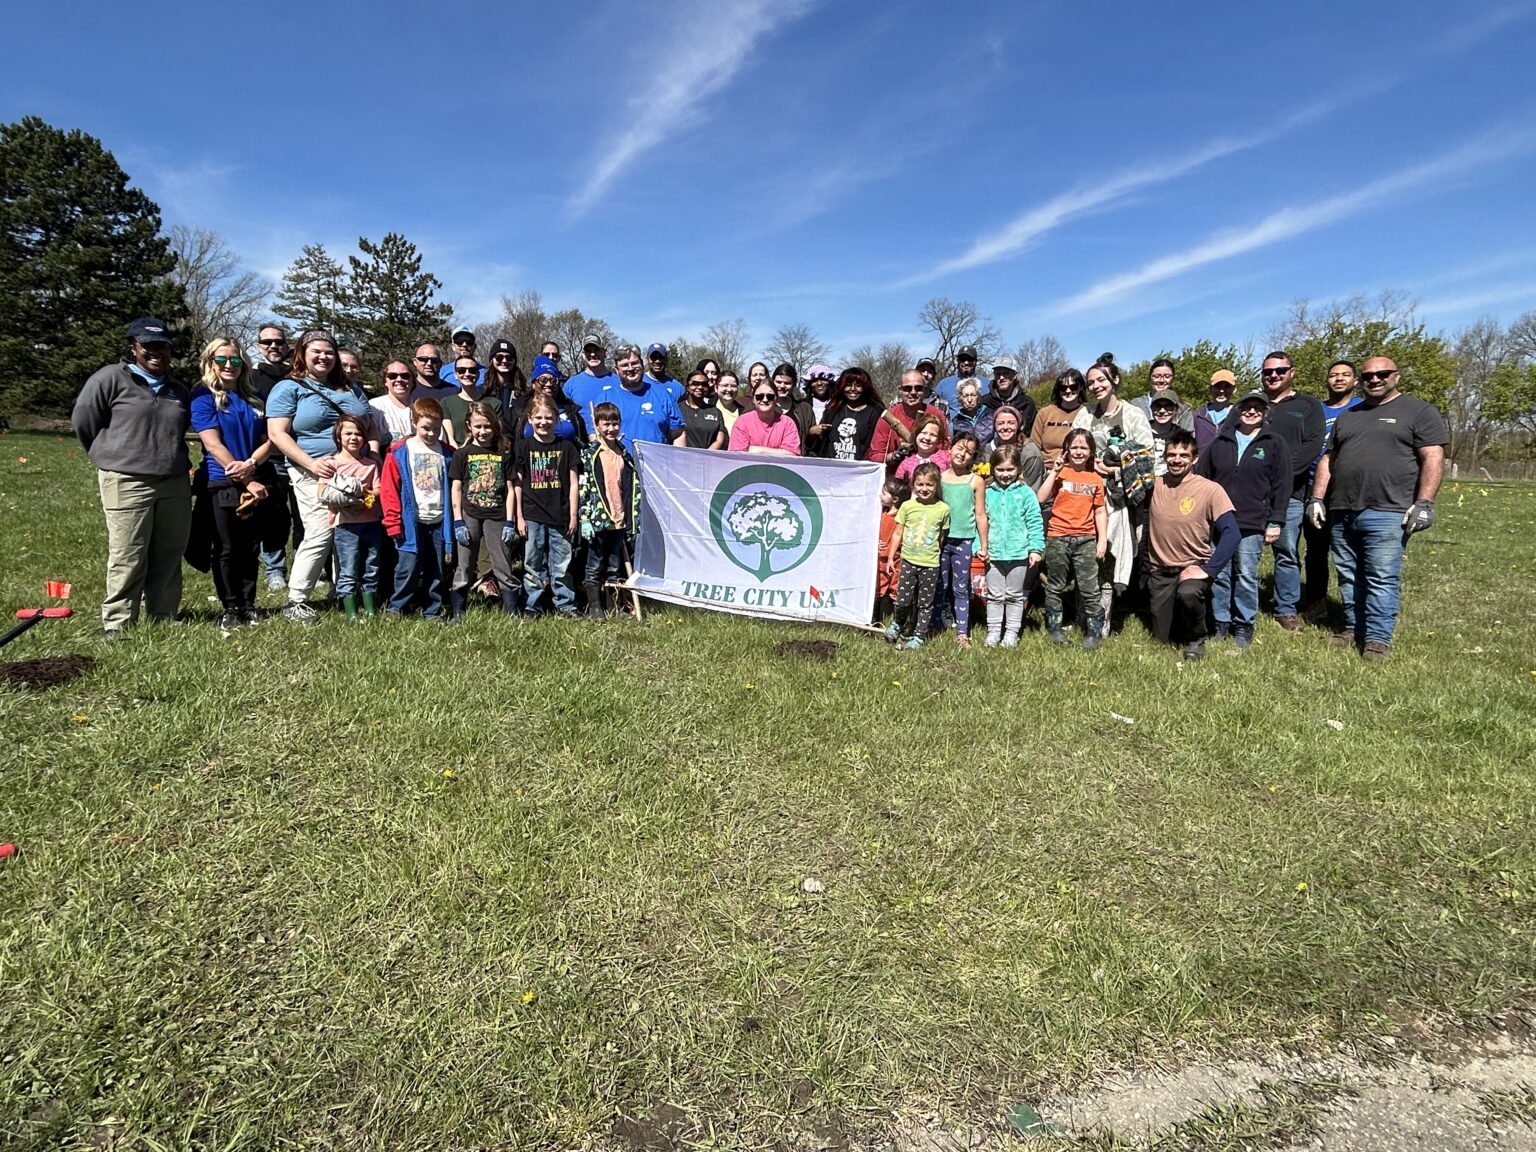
[450,402,520,619]
[579,401,640,620]
[983,444,1045,648]
[1143,430,1239,661]
[885,461,950,651]
[515,395,582,617]
[381,398,454,619]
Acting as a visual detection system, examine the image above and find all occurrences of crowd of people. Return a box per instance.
[69,320,1447,661]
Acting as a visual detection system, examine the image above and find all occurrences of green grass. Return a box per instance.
[2,431,1534,1150]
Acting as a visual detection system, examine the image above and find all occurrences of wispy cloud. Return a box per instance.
[1043,129,1536,319]
[1435,2,1536,54]
[567,0,817,219]
[903,98,1354,286]
[1418,281,1536,318]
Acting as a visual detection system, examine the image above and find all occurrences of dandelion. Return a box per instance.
[745,683,755,690]
[891,680,902,687]
[1296,881,1308,892]
[1268,785,1277,793]
[72,713,88,723]
[521,990,536,1004]
[442,768,455,780]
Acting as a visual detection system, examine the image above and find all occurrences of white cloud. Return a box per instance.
[1418,282,1536,318]
[568,0,817,218]
[1043,130,1536,319]
[903,97,1354,286]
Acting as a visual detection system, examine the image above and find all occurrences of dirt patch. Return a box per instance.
[612,1103,695,1151]
[774,639,841,661]
[1,654,96,690]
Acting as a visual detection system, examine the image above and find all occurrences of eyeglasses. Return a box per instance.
[752,393,776,402]
[212,355,244,367]
[257,338,286,347]
[1360,369,1396,382]
[384,371,412,381]
[416,356,441,365]
[1260,367,1291,378]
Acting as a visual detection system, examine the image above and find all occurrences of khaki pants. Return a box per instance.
[286,468,333,602]
[97,470,192,631]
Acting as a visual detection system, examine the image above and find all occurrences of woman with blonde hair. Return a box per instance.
[190,335,275,631]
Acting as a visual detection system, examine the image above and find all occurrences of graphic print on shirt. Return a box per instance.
[1061,479,1097,496]
[525,445,564,491]
[832,416,859,460]
[464,452,505,507]
[412,449,444,499]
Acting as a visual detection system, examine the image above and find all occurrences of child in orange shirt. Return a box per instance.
[1036,428,1107,649]
[876,475,909,623]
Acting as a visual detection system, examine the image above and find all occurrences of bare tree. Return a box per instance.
[1507,310,1536,362]
[846,341,914,402]
[547,308,619,367]
[916,297,1002,376]
[761,323,832,375]
[1448,317,1514,466]
[1014,334,1070,386]
[169,226,271,351]
[700,319,750,376]
[1266,291,1421,351]
[479,290,551,366]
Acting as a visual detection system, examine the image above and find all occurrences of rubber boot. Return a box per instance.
[1082,613,1104,651]
[500,585,522,617]
[584,581,605,621]
[1046,610,1068,646]
[342,594,359,621]
[448,589,468,622]
[361,591,377,618]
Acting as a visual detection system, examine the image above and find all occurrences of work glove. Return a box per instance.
[453,522,470,547]
[501,523,517,544]
[1305,498,1327,531]
[1401,501,1435,535]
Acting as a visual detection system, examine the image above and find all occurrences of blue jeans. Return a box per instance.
[1331,508,1407,646]
[524,521,575,613]
[1267,497,1304,616]
[333,522,382,596]
[1212,532,1264,629]
[390,522,446,617]
[260,546,286,580]
[585,528,628,586]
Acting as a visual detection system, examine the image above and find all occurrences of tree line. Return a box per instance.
[2,115,1532,468]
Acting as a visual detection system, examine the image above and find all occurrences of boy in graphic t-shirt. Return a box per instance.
[381,397,454,618]
[514,395,582,616]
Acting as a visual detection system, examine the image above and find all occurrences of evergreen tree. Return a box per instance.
[0,116,186,414]
[272,243,347,337]
[339,233,453,368]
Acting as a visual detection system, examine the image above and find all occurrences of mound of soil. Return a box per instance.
[773,639,841,662]
[1,654,96,690]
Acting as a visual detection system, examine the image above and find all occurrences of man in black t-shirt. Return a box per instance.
[1308,356,1446,661]
[1259,351,1325,632]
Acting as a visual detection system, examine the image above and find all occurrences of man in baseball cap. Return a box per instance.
[933,344,989,413]
[644,342,681,401]
[563,333,614,411]
[439,326,485,386]
[982,353,1038,439]
[1194,369,1238,454]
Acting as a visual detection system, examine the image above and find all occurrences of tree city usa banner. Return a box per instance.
[628,444,884,628]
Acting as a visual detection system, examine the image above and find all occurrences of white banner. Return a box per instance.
[628,443,884,627]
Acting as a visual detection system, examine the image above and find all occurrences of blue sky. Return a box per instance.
[7,0,1535,369]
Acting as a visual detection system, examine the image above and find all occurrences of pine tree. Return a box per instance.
[339,233,453,369]
[0,116,186,414]
[272,243,347,337]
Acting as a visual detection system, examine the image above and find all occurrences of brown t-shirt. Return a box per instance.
[1031,404,1079,467]
[1146,474,1234,568]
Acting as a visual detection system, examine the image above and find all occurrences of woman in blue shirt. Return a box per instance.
[191,338,277,631]
[265,330,375,622]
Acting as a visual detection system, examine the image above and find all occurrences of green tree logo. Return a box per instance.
[709,465,823,582]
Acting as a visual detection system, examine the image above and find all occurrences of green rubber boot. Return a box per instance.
[361,592,377,619]
[342,594,359,620]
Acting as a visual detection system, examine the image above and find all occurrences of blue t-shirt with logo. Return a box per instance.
[592,379,682,444]
[190,386,264,483]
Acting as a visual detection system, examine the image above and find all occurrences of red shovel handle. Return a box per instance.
[13,607,72,619]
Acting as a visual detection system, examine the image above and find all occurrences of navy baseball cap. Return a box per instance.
[128,317,171,344]
[647,342,668,358]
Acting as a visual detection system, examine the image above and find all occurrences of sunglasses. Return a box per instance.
[213,355,244,367]
[455,366,479,375]
[1360,369,1396,382]
[492,353,513,361]
[899,386,925,395]
[416,356,442,365]
[1058,385,1080,392]
[257,338,286,347]
[384,371,412,381]
[753,393,776,402]
[1260,367,1290,378]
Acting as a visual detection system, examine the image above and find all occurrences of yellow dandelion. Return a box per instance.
[72,713,88,724]
[891,680,902,687]
[1296,881,1308,892]
[745,683,755,690]
[521,990,536,1004]
[442,768,455,779]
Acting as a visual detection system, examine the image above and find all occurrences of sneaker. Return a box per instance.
[1274,614,1303,633]
[1328,631,1357,648]
[265,572,287,591]
[218,610,242,634]
[1233,627,1253,650]
[1209,623,1230,642]
[240,607,263,626]
[1362,640,1390,662]
[983,633,1000,648]
[282,601,320,624]
[955,633,972,649]
[1001,633,1020,649]
[1182,639,1206,661]
[1081,632,1102,652]
[904,635,925,650]
[884,622,901,643]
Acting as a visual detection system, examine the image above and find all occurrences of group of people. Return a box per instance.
[69,320,1446,660]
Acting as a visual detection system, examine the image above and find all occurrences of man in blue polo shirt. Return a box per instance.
[591,345,682,444]
[644,342,683,402]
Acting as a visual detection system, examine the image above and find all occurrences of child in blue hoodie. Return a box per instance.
[983,443,1045,647]
[381,397,454,618]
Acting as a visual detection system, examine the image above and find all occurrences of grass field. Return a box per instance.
[2,430,1534,1151]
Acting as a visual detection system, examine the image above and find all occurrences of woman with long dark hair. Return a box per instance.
[820,367,884,461]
